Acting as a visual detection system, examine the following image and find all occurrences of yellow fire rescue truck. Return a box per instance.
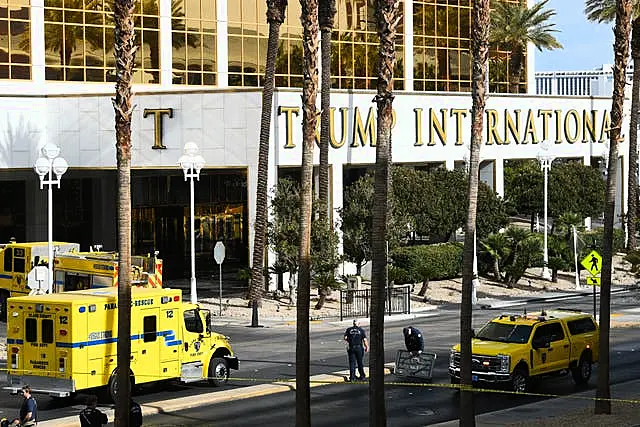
[0,242,80,318]
[5,287,238,398]
[0,241,162,319]
[53,251,163,292]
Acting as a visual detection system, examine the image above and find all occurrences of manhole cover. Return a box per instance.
[406,408,435,416]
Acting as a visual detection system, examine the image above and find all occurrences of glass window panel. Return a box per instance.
[0,64,8,79]
[275,75,286,87]
[141,0,158,16]
[187,71,201,84]
[275,39,288,75]
[227,0,240,23]
[143,16,158,28]
[202,32,214,52]
[172,70,184,83]
[203,72,215,85]
[185,0,199,17]
[64,8,82,24]
[45,66,62,79]
[447,7,458,38]
[11,64,29,78]
[289,39,303,75]
[66,66,83,81]
[201,0,214,21]
[201,18,215,33]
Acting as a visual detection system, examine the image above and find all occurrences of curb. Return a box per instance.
[38,367,394,427]
[479,285,638,310]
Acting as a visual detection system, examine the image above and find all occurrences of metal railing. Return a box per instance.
[339,285,411,321]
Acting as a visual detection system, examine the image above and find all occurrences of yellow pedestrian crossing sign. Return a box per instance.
[586,276,601,287]
[581,250,602,276]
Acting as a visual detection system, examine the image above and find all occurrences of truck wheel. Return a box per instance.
[511,368,528,393]
[208,357,229,387]
[572,354,592,385]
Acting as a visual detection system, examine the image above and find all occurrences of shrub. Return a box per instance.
[390,243,463,285]
[580,228,626,259]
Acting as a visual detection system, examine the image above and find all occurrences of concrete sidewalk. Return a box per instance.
[38,366,393,427]
[430,378,640,426]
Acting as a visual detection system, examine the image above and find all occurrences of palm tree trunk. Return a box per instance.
[627,18,640,250]
[297,1,318,426]
[508,46,523,94]
[461,1,490,426]
[596,0,631,416]
[113,0,136,423]
[249,0,288,327]
[319,0,335,222]
[371,1,400,426]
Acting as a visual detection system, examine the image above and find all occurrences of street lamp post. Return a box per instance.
[34,143,68,294]
[463,148,479,305]
[536,141,555,281]
[179,142,205,304]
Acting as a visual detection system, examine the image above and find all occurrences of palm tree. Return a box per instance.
[297,1,318,425]
[318,0,336,222]
[595,0,632,415]
[112,0,136,423]
[585,0,640,250]
[460,1,490,425]
[490,0,562,94]
[370,1,400,425]
[248,0,288,327]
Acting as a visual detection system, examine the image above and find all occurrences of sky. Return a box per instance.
[534,0,616,72]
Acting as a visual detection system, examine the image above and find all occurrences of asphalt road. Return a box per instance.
[1,290,640,426]
[139,290,640,426]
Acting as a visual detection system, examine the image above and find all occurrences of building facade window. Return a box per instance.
[413,0,525,93]
[44,0,160,83]
[228,0,303,87]
[331,0,404,90]
[171,0,217,85]
[0,0,30,79]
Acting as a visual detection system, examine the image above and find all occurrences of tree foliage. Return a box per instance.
[549,161,605,219]
[505,159,606,223]
[268,178,341,309]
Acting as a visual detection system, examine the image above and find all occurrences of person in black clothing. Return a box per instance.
[79,395,107,427]
[129,399,143,427]
[403,326,424,355]
[11,385,37,426]
[344,319,368,382]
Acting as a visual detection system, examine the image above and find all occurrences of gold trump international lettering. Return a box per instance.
[278,106,611,149]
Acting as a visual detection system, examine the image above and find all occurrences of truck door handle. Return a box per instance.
[564,344,569,348]
[548,348,553,352]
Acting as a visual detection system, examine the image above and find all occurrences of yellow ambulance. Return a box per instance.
[4,287,238,399]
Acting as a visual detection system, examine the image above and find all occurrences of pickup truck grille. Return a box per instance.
[451,353,502,372]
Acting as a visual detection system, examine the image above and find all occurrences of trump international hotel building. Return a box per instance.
[0,0,627,280]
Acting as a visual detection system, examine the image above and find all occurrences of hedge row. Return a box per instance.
[390,243,463,285]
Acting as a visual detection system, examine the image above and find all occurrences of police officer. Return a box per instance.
[403,325,424,355]
[344,319,368,382]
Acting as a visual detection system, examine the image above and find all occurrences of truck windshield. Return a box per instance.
[475,322,532,344]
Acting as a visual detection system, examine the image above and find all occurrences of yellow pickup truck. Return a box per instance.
[449,310,599,393]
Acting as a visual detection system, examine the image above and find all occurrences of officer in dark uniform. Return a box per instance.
[344,319,368,381]
[403,325,424,355]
